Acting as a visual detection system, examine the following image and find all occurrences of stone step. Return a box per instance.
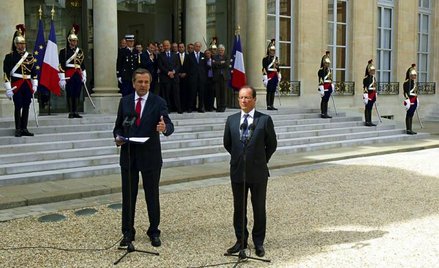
[0,132,428,186]
[0,146,118,165]
[0,128,409,175]
[0,138,114,154]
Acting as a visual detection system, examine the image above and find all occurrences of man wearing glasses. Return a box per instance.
[223,86,277,258]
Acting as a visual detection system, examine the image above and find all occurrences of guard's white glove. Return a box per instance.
[32,79,38,93]
[403,99,410,110]
[81,70,87,83]
[262,75,268,87]
[277,72,282,81]
[416,97,420,107]
[118,77,122,84]
[363,93,369,105]
[318,85,324,96]
[59,73,66,90]
[4,82,13,99]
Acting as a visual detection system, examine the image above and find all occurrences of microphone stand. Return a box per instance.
[225,124,270,267]
[114,115,159,265]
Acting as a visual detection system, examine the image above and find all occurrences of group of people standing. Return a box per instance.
[317,51,420,135]
[116,35,229,114]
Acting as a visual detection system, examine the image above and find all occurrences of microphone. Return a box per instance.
[123,112,138,127]
[240,122,248,142]
[247,124,256,140]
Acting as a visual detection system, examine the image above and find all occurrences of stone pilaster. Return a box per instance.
[88,0,119,114]
[185,0,207,49]
[245,0,266,91]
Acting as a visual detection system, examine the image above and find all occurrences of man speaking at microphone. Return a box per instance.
[223,86,277,257]
[113,68,174,248]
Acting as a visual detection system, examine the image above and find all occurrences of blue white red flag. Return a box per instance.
[230,34,246,91]
[40,20,61,96]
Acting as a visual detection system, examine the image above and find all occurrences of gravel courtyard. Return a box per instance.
[0,149,438,267]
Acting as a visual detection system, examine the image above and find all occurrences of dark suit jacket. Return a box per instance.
[116,47,139,81]
[223,111,277,183]
[139,51,158,81]
[177,52,191,75]
[157,51,180,84]
[113,92,174,171]
[212,54,230,81]
[188,51,207,83]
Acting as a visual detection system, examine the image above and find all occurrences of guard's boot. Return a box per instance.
[20,108,34,136]
[321,101,331,118]
[14,109,22,137]
[266,93,272,110]
[269,92,278,110]
[406,117,416,135]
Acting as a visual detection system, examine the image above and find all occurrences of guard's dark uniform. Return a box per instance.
[262,39,280,110]
[116,37,139,96]
[403,64,418,135]
[317,51,333,118]
[363,60,377,126]
[3,24,37,137]
[59,45,85,117]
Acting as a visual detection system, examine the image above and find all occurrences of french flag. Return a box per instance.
[40,20,61,96]
[230,34,246,91]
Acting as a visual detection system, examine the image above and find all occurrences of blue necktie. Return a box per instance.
[242,114,249,141]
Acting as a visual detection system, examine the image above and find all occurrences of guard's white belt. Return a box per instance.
[11,73,31,79]
[324,80,332,83]
[66,64,81,68]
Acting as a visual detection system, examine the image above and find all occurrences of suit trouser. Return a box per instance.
[231,181,267,246]
[190,78,205,110]
[161,81,181,112]
[214,79,226,111]
[121,166,161,239]
[204,77,215,111]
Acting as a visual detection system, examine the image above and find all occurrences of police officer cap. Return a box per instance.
[125,34,135,41]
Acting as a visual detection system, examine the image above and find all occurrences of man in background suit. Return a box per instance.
[177,42,191,112]
[212,44,230,112]
[157,40,182,113]
[139,42,158,94]
[188,41,207,113]
[113,68,174,248]
[223,86,277,258]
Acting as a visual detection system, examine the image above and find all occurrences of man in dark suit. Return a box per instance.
[223,86,277,258]
[113,68,174,248]
[188,41,207,112]
[212,44,230,112]
[157,40,182,113]
[139,42,158,94]
[177,42,191,112]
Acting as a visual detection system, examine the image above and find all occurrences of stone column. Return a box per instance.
[0,0,25,118]
[88,0,119,114]
[246,0,266,90]
[296,0,325,106]
[351,1,376,109]
[185,0,206,49]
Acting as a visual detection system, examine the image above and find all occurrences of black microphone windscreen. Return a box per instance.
[240,123,247,130]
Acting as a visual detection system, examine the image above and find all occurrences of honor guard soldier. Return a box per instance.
[116,34,139,96]
[317,51,334,118]
[403,64,419,135]
[363,60,377,126]
[262,39,281,110]
[59,24,86,118]
[3,24,38,137]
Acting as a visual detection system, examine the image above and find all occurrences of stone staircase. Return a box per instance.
[0,108,429,186]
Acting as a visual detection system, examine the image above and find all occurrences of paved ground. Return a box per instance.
[0,148,438,267]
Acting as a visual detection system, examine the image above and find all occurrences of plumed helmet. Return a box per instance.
[405,64,417,80]
[12,24,26,51]
[320,51,331,67]
[365,59,376,76]
[209,37,218,50]
[68,24,80,41]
